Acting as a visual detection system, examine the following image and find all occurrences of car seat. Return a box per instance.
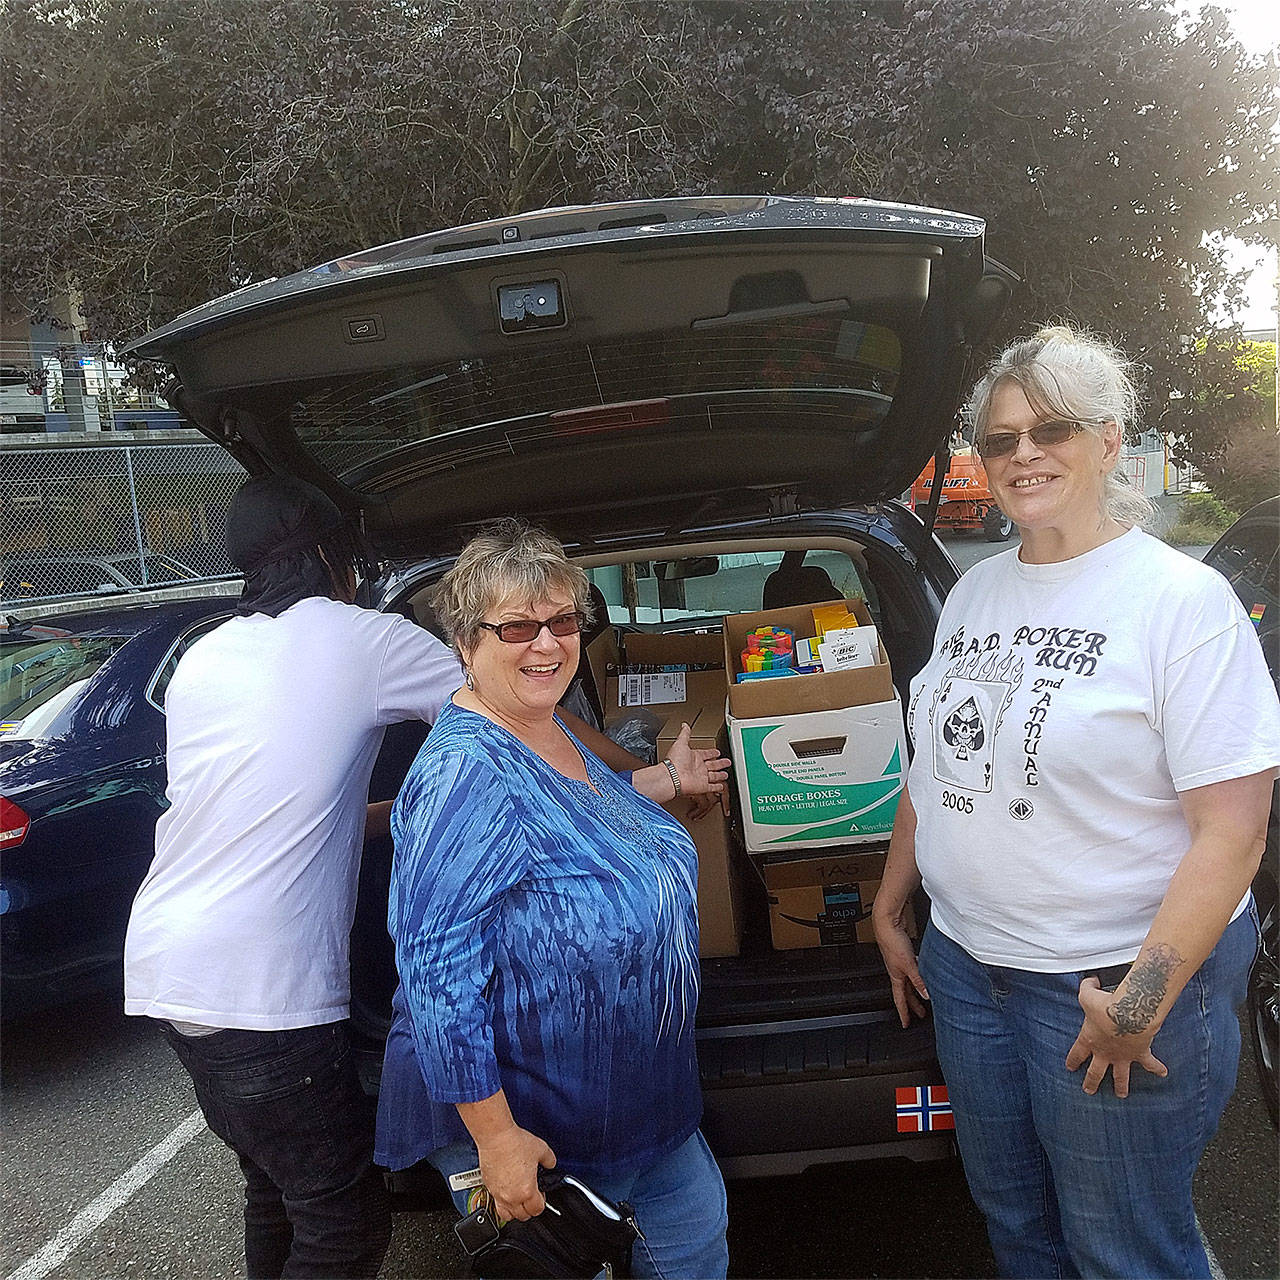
[762,551,841,609]
[561,582,611,727]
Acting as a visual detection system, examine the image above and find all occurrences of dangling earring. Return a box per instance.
[464,668,475,691]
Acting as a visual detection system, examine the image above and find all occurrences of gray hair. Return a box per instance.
[963,325,1155,529]
[430,517,592,655]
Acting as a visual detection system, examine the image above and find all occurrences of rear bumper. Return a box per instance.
[697,1011,952,1176]
[353,959,952,1180]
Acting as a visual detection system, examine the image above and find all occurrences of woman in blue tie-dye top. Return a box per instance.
[375,519,730,1279]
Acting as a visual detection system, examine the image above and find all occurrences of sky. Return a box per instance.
[1206,0,1278,331]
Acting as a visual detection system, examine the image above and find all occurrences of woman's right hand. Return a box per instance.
[873,907,929,1028]
[874,785,929,1028]
[476,1124,557,1222]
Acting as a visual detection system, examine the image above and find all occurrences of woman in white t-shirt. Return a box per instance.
[873,326,1280,1279]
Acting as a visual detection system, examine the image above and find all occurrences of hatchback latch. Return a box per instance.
[769,489,799,518]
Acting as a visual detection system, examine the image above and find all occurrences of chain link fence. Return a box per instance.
[0,441,246,607]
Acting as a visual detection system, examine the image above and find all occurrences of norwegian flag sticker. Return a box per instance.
[896,1085,955,1133]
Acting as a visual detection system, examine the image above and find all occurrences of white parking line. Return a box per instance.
[1205,1236,1227,1280]
[1197,1215,1227,1280]
[6,1109,206,1280]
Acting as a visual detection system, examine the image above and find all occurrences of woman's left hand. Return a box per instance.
[629,724,731,809]
[1065,976,1168,1098]
[664,722,732,801]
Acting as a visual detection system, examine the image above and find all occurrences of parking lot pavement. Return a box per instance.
[3,993,1276,1279]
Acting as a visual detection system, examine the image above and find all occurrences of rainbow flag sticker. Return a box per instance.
[1249,603,1266,628]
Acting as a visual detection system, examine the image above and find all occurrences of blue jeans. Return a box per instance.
[430,1129,728,1280]
[161,1020,390,1279]
[917,908,1258,1280]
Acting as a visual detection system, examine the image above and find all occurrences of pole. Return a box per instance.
[123,447,148,581]
[100,347,115,431]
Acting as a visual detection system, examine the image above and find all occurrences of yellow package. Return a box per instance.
[812,603,860,638]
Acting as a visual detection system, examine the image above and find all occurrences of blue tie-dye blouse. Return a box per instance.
[374,699,703,1178]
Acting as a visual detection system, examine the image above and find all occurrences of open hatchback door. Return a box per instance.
[124,196,1012,556]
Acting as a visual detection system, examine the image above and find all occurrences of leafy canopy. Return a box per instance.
[1178,337,1279,513]
[2,0,1275,459]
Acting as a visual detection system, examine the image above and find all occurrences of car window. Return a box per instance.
[0,634,130,734]
[586,549,868,628]
[1206,521,1279,681]
[146,614,230,710]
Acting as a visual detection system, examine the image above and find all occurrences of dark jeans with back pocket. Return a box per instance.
[161,1020,390,1279]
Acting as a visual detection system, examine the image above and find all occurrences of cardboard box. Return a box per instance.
[658,703,745,959]
[587,630,725,725]
[730,696,907,852]
[585,629,743,958]
[764,851,910,950]
[723,599,893,720]
[625,631,723,668]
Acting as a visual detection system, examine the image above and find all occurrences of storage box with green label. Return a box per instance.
[722,599,906,852]
[731,698,907,851]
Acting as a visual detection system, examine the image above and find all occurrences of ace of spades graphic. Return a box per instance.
[931,649,1022,793]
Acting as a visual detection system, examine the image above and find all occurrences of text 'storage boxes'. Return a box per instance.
[722,599,907,853]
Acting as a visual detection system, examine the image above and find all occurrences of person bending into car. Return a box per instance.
[873,325,1280,1279]
[375,518,732,1279]
[122,474,464,1279]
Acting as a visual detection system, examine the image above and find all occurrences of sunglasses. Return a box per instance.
[976,419,1092,459]
[477,610,585,644]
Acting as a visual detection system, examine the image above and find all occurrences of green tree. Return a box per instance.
[1176,337,1279,513]
[2,0,1275,441]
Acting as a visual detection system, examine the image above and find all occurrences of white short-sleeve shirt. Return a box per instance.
[906,528,1280,971]
[124,597,461,1029]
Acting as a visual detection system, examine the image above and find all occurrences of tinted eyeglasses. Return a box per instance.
[477,611,585,644]
[976,419,1092,459]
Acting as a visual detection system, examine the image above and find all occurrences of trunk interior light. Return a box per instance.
[0,796,31,849]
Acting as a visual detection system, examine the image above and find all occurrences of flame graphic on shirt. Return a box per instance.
[929,647,1023,793]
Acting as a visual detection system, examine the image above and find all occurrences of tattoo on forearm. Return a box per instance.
[1106,943,1185,1036]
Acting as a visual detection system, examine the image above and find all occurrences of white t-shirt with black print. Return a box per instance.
[906,527,1280,972]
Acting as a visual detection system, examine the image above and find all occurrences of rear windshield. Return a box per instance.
[287,315,901,476]
[587,550,870,628]
[0,634,127,732]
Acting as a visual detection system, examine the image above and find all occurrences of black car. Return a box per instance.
[0,598,232,1017]
[1204,496,1280,1128]
[123,195,1014,1177]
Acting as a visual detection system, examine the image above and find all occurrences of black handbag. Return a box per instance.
[453,1170,641,1279]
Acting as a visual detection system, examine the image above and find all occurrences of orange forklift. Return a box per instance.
[911,447,1014,541]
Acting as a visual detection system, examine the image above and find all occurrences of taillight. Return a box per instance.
[0,796,30,849]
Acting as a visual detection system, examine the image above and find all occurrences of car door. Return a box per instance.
[1204,498,1279,1126]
